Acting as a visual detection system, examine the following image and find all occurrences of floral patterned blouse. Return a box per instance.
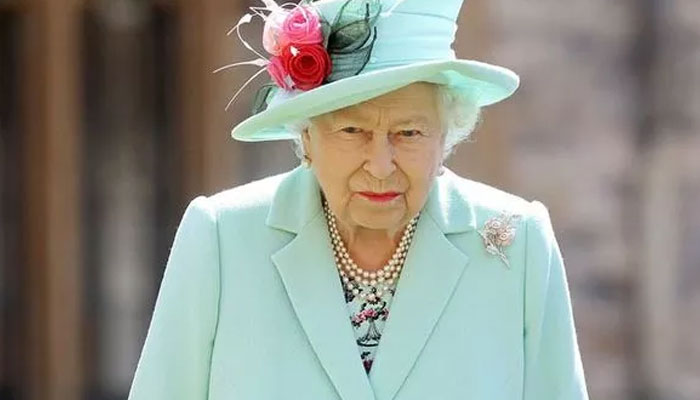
[337,271,399,374]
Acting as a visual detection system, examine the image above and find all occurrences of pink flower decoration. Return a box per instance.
[280,5,323,46]
[266,55,293,90]
[262,10,288,56]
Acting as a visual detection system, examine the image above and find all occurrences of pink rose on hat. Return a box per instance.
[266,55,293,90]
[280,6,323,46]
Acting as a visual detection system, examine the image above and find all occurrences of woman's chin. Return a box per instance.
[347,205,407,231]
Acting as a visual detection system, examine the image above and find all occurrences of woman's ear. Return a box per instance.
[301,126,312,157]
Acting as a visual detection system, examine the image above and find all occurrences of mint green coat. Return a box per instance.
[127,165,589,400]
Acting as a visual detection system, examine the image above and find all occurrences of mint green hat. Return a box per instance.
[228,0,520,142]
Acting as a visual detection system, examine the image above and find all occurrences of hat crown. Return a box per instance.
[315,0,465,22]
[315,0,467,68]
[265,0,466,108]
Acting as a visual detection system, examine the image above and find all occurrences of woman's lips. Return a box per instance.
[358,191,401,202]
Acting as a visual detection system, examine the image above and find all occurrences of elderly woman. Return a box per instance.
[128,0,589,399]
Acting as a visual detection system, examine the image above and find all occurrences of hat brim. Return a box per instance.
[230,58,519,142]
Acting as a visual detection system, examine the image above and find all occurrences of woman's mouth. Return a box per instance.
[358,191,401,202]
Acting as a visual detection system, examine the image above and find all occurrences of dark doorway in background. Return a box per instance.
[0,8,24,400]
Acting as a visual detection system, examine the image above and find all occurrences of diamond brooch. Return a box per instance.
[477,211,521,269]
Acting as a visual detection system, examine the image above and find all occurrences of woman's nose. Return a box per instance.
[363,134,396,179]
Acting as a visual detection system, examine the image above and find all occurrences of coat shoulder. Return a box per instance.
[202,169,293,220]
[445,174,560,265]
[443,171,535,218]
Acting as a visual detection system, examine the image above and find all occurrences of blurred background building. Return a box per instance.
[0,0,698,399]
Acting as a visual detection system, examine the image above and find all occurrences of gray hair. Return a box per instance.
[285,83,482,160]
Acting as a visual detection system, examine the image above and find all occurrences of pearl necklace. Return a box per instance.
[322,198,419,301]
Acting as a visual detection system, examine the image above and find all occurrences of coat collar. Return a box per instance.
[266,166,476,400]
[266,165,477,235]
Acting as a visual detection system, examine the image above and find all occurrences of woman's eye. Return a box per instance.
[340,126,363,134]
[397,129,422,137]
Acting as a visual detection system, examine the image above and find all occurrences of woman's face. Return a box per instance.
[303,82,445,234]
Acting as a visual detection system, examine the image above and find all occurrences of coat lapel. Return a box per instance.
[268,166,376,400]
[266,166,477,400]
